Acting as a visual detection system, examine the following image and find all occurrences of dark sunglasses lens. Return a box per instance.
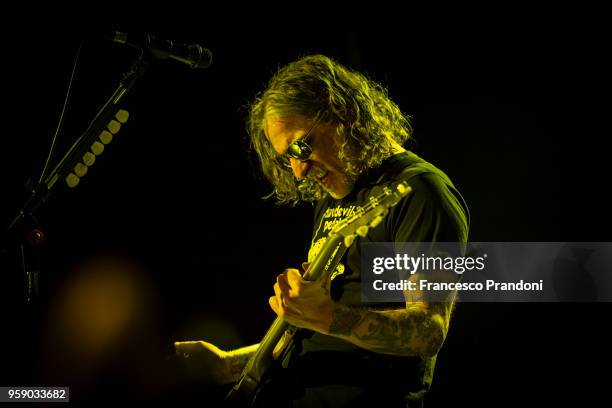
[287,140,313,160]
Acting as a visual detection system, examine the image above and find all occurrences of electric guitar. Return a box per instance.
[225,180,412,406]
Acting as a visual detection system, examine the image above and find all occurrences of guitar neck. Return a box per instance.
[242,232,346,381]
[227,181,412,402]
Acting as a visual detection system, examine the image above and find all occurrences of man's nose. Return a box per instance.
[290,158,311,179]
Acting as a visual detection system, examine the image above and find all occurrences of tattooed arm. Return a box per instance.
[271,268,456,358]
[326,264,458,358]
[327,301,452,357]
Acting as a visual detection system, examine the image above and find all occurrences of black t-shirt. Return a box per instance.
[277,151,469,407]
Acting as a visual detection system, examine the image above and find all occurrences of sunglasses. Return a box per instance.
[275,117,320,168]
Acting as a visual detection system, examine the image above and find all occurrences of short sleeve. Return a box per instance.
[388,172,469,244]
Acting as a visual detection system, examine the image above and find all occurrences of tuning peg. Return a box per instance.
[99,130,113,145]
[74,162,88,177]
[369,215,384,228]
[107,119,121,134]
[356,225,369,238]
[115,109,129,123]
[344,234,356,248]
[91,141,105,156]
[397,183,410,195]
[65,172,80,188]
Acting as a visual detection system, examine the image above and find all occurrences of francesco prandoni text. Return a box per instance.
[373,279,544,292]
[371,254,544,292]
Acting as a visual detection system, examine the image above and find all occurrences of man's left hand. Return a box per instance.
[269,266,335,334]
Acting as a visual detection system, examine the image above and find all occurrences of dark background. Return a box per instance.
[1,19,609,407]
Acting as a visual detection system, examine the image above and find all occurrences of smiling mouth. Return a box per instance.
[309,167,330,187]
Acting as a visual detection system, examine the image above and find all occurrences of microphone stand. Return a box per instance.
[2,51,152,305]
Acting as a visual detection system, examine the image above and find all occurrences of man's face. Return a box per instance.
[264,115,353,199]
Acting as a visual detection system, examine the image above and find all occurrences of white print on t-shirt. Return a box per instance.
[309,203,362,282]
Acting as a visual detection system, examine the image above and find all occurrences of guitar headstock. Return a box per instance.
[331,180,412,247]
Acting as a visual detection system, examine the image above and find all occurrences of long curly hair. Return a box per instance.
[247,54,412,205]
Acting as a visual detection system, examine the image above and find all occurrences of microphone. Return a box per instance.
[108,31,212,69]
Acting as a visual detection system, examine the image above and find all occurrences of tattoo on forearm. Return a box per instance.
[329,306,366,335]
[328,303,448,357]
